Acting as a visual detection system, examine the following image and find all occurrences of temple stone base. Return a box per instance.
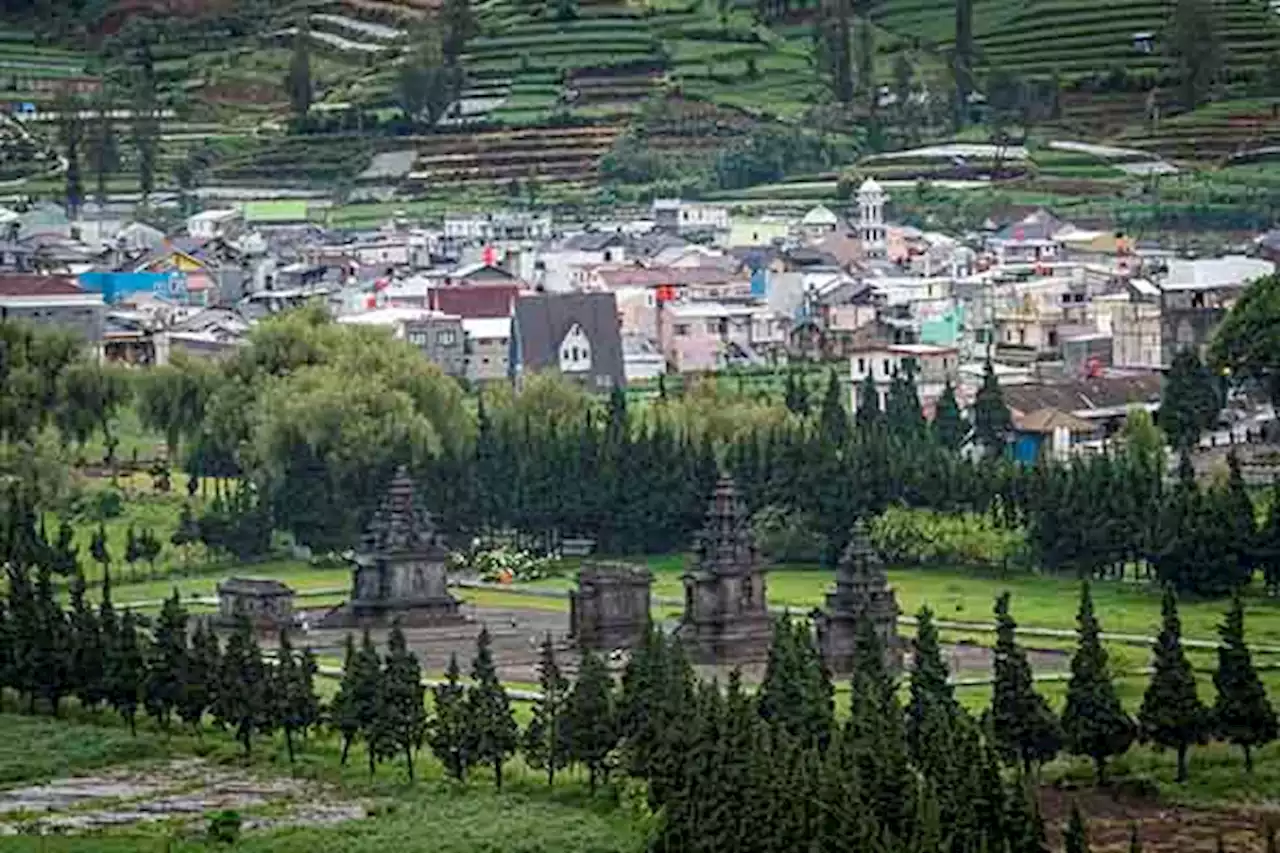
[570,562,652,652]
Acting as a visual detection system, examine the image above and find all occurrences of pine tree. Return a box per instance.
[275,631,322,764]
[213,614,269,757]
[180,620,219,735]
[990,592,1062,773]
[1061,583,1134,785]
[372,624,426,781]
[886,362,926,440]
[125,525,141,577]
[1064,802,1091,853]
[1004,776,1050,853]
[566,647,618,793]
[524,633,571,786]
[429,652,470,781]
[286,17,313,119]
[1138,587,1209,782]
[465,627,519,789]
[330,630,381,772]
[1128,823,1143,853]
[932,378,967,450]
[68,569,105,713]
[331,635,362,766]
[973,359,1012,457]
[1212,593,1277,772]
[144,590,188,731]
[107,608,145,735]
[784,369,810,417]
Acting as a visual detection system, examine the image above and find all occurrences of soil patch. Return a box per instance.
[0,759,367,835]
[1039,787,1280,852]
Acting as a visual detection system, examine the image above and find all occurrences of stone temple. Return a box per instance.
[569,561,652,652]
[215,577,294,630]
[676,475,773,665]
[813,520,904,675]
[322,467,463,628]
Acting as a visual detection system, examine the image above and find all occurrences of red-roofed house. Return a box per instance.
[0,273,106,343]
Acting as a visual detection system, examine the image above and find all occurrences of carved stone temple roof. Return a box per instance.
[359,466,449,559]
[693,475,761,576]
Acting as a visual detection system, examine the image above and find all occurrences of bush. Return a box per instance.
[447,544,558,583]
[868,505,1028,572]
[75,488,124,522]
[207,810,241,845]
[751,505,827,564]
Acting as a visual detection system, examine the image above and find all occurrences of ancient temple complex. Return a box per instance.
[676,475,773,664]
[569,561,652,651]
[323,467,463,628]
[813,520,904,674]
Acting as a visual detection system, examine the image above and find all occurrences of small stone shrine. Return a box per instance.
[215,577,295,630]
[569,561,652,651]
[323,467,463,628]
[813,520,904,675]
[676,475,773,664]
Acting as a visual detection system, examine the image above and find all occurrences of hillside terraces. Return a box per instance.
[404,125,623,190]
[1115,99,1280,163]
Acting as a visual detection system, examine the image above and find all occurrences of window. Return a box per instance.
[595,374,613,389]
[437,329,457,347]
[408,331,427,346]
[675,323,690,337]
[882,359,890,376]
[1018,328,1026,345]
[706,321,719,335]
[857,358,866,375]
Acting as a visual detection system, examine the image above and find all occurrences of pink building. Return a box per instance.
[660,301,788,372]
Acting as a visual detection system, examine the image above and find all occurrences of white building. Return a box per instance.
[857,178,887,258]
[652,199,730,234]
[849,343,960,413]
[187,209,243,241]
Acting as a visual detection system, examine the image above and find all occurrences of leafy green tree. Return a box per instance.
[429,652,470,781]
[565,647,618,793]
[1157,347,1221,449]
[180,619,219,735]
[465,627,519,789]
[275,631,322,764]
[1212,593,1277,772]
[524,634,570,786]
[1138,587,1209,782]
[371,625,426,780]
[1211,273,1280,408]
[783,369,810,417]
[144,590,188,731]
[973,360,1012,456]
[1061,584,1134,785]
[213,614,270,757]
[1119,406,1165,470]
[107,608,145,735]
[125,525,141,577]
[989,593,1062,773]
[932,378,966,450]
[1166,0,1223,109]
[398,26,457,127]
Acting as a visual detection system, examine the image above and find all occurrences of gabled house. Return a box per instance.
[511,292,626,391]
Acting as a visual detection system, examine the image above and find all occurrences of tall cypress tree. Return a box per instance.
[465,627,519,789]
[566,647,618,793]
[990,592,1062,773]
[1061,583,1134,785]
[68,569,105,713]
[819,369,850,444]
[1004,776,1050,853]
[180,620,218,735]
[1213,593,1277,772]
[371,624,425,781]
[275,630,322,764]
[855,373,882,434]
[973,359,1012,457]
[524,633,571,786]
[107,608,145,735]
[213,614,269,757]
[1064,802,1092,853]
[145,590,188,731]
[758,615,834,747]
[1157,347,1220,449]
[932,378,967,450]
[430,652,470,781]
[30,562,71,716]
[1138,587,1209,782]
[906,607,959,763]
